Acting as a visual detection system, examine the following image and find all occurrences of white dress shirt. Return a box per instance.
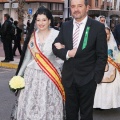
[66,16,88,59]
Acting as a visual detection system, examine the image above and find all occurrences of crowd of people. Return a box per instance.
[0,14,22,62]
[94,15,120,110]
[0,0,120,120]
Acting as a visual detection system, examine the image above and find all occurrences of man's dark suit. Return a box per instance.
[52,17,107,120]
[113,24,120,49]
[1,20,13,61]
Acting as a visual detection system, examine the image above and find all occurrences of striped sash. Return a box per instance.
[28,32,65,101]
[108,56,120,72]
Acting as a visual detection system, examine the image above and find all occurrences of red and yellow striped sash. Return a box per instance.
[28,32,65,101]
[108,56,120,72]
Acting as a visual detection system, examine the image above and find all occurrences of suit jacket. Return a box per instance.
[52,17,108,87]
[0,20,11,37]
[113,24,120,46]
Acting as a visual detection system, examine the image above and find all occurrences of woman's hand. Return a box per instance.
[54,42,65,49]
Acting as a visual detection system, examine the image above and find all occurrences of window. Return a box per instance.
[95,0,98,7]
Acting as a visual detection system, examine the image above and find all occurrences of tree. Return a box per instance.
[17,0,25,29]
[17,0,25,42]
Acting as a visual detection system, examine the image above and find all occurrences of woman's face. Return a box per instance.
[100,17,105,24]
[105,29,110,41]
[36,14,51,31]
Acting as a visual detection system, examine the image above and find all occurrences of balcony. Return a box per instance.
[0,0,64,3]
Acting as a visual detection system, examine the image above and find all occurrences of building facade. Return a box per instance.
[0,0,64,24]
[89,0,103,9]
[0,0,120,28]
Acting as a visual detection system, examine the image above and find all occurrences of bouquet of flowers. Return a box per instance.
[9,76,25,91]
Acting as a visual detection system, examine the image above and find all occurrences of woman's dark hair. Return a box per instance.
[16,6,54,75]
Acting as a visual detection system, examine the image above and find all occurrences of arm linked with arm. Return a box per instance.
[52,25,68,61]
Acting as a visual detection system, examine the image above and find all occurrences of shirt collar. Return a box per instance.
[73,16,88,26]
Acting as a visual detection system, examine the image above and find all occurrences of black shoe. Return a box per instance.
[1,59,10,62]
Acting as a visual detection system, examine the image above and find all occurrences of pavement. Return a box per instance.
[0,40,20,69]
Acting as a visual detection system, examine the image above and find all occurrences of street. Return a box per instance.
[0,67,16,120]
[0,67,120,120]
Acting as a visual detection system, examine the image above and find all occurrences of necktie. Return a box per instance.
[73,23,81,48]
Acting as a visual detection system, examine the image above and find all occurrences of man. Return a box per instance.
[113,23,120,50]
[52,0,107,120]
[0,14,14,62]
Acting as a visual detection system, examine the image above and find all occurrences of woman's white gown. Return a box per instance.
[17,29,63,120]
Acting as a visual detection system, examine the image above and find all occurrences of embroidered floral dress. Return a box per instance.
[17,28,63,120]
[94,35,120,109]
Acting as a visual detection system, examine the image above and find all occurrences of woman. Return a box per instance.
[12,6,65,120]
[94,27,120,109]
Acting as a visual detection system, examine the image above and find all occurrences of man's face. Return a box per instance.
[70,0,89,22]
[4,16,7,21]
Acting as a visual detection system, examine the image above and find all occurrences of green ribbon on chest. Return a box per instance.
[82,26,90,50]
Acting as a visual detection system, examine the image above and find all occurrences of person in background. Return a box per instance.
[12,20,22,56]
[11,6,64,120]
[59,17,64,28]
[0,22,1,28]
[52,0,107,120]
[0,21,1,41]
[65,17,72,22]
[113,23,120,50]
[54,21,60,31]
[99,15,106,24]
[0,14,13,62]
[26,20,31,33]
[94,27,120,109]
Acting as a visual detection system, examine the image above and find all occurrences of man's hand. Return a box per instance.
[54,42,65,49]
[68,48,77,58]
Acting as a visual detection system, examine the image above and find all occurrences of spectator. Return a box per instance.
[54,21,60,30]
[12,21,22,56]
[99,15,106,24]
[0,22,1,28]
[26,20,31,33]
[65,17,72,22]
[59,17,64,28]
[113,24,120,50]
[0,14,13,62]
